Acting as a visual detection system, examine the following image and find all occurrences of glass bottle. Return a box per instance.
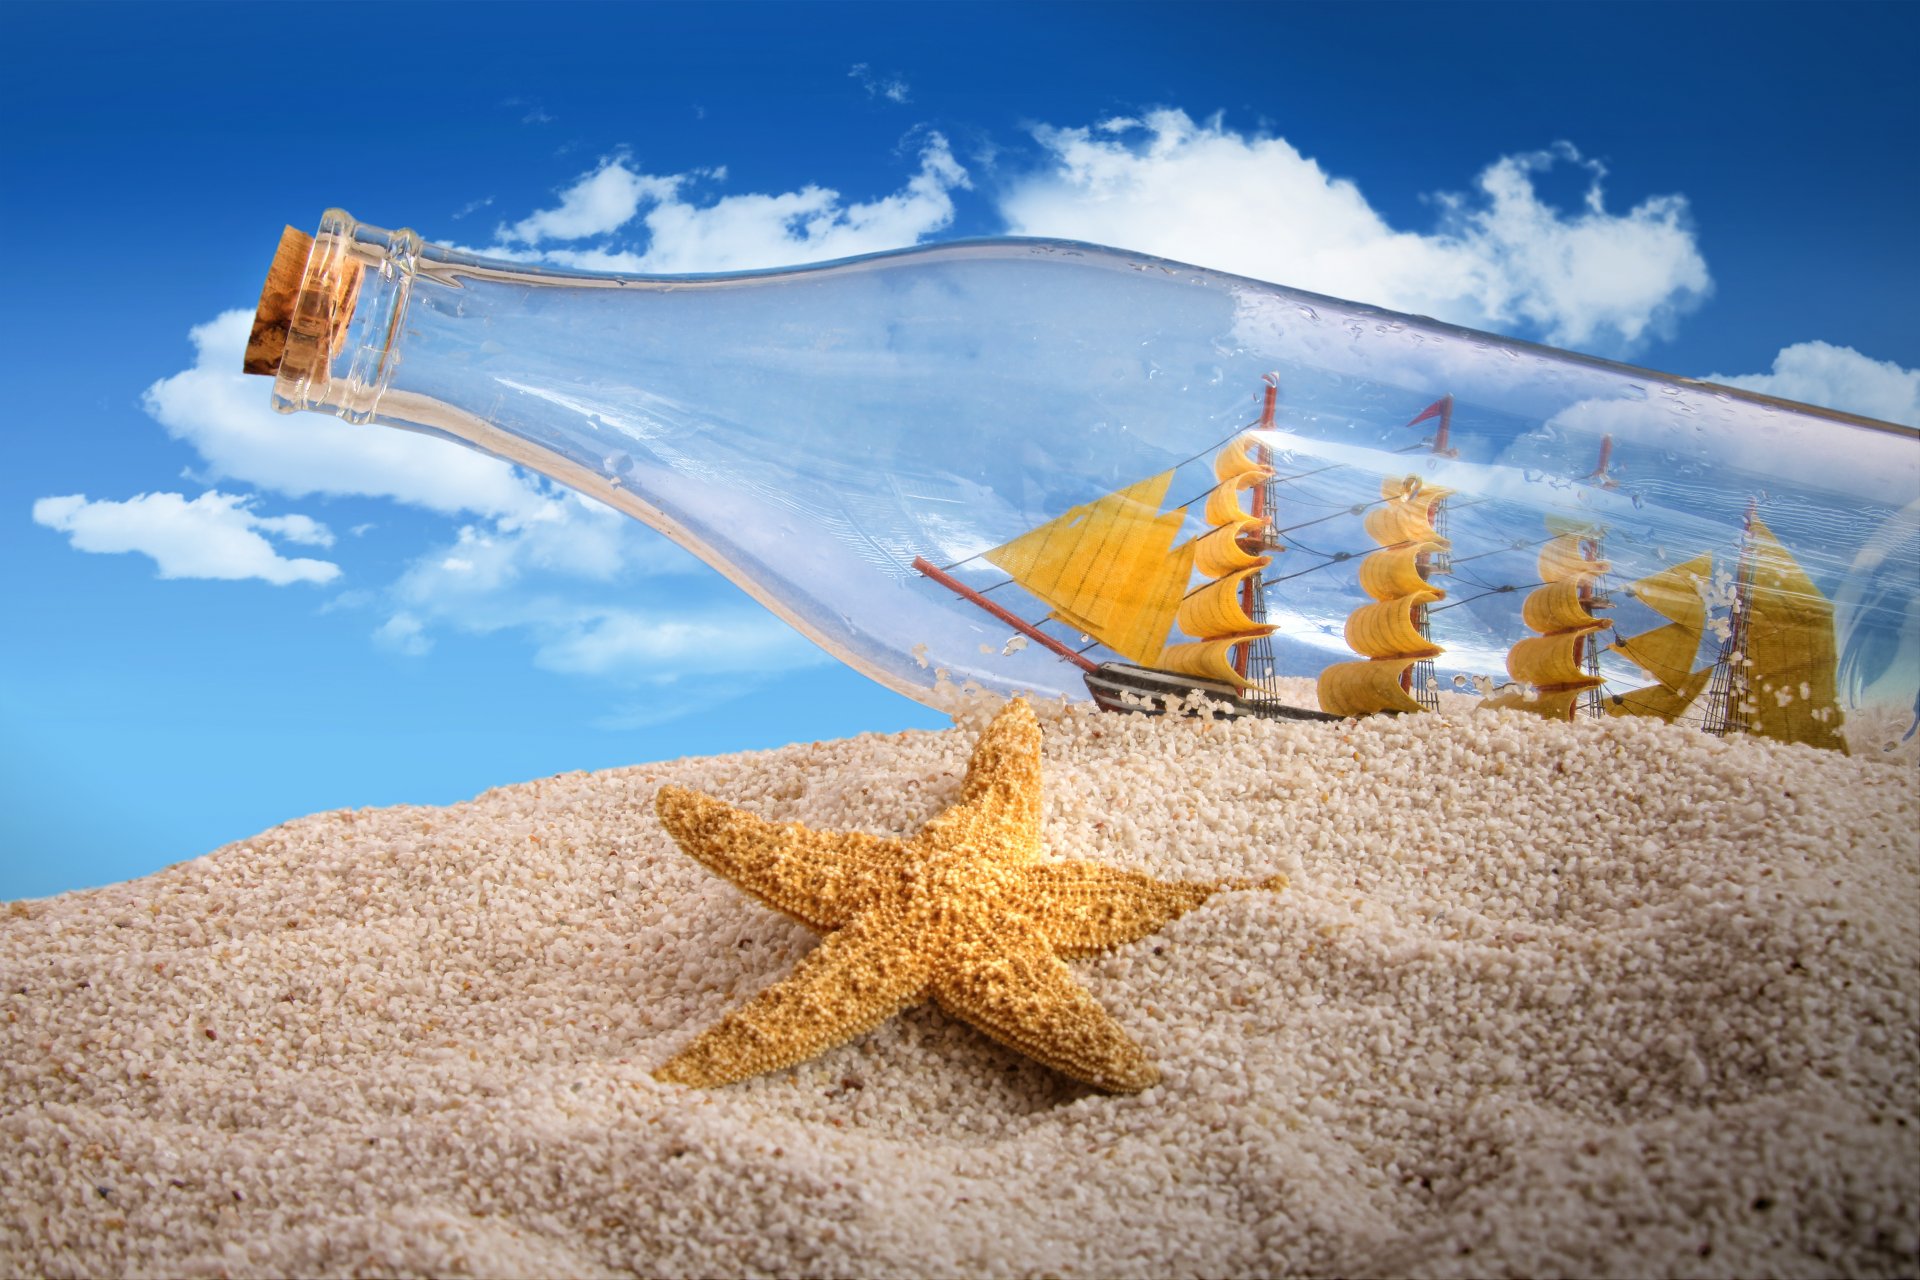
[247,209,1920,751]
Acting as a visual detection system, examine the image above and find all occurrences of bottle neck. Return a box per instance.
[271,209,423,424]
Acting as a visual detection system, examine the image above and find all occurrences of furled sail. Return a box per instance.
[1161,434,1278,688]
[1728,517,1848,753]
[1605,553,1713,723]
[982,471,1194,667]
[1483,530,1610,720]
[1319,476,1450,716]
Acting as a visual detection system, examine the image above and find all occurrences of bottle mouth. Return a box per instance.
[246,208,420,424]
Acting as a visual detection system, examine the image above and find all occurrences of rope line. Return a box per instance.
[1429,582,1533,613]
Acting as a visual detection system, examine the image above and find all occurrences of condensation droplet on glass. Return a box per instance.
[601,450,634,478]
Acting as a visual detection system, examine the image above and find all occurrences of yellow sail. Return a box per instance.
[1363,502,1451,551]
[1192,518,1267,578]
[1537,533,1609,584]
[1203,481,1260,528]
[1737,518,1848,753]
[1215,435,1273,485]
[1318,475,1447,716]
[1201,437,1274,527]
[1607,553,1712,723]
[1345,592,1444,659]
[1359,542,1447,600]
[1319,657,1425,716]
[1522,578,1608,635]
[1147,433,1280,692]
[1483,684,1589,720]
[1483,523,1608,721]
[1612,625,1702,690]
[1507,632,1601,688]
[1160,638,1247,686]
[1400,476,1453,521]
[1626,554,1711,629]
[982,471,1193,667]
[1178,568,1271,640]
[1605,665,1712,723]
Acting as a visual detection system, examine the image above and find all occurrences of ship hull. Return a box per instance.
[1084,663,1340,722]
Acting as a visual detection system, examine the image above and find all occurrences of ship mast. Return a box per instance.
[1406,395,1455,710]
[1578,435,1616,718]
[1233,374,1281,695]
[1702,500,1761,738]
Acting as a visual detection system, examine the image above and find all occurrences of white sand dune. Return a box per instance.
[2,703,1915,1278]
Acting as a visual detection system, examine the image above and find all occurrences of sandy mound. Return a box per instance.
[2,703,1915,1278]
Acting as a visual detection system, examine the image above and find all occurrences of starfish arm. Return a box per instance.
[654,913,931,1088]
[655,785,911,931]
[925,699,1044,862]
[1018,862,1286,956]
[931,934,1159,1093]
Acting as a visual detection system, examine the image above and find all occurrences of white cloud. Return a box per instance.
[143,310,554,524]
[532,607,825,678]
[1447,145,1708,349]
[998,112,1709,354]
[31,490,340,585]
[250,510,334,547]
[361,492,820,692]
[126,301,788,708]
[1704,341,1920,427]
[390,491,702,608]
[496,134,969,274]
[498,157,683,243]
[372,612,432,656]
[850,63,911,104]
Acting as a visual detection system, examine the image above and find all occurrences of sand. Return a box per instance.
[2,699,1916,1279]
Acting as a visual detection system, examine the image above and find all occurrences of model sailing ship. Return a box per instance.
[1476,442,1848,753]
[917,378,1850,753]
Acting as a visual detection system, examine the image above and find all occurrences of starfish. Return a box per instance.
[652,698,1284,1093]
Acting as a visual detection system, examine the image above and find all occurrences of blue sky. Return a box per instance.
[4,1,1917,898]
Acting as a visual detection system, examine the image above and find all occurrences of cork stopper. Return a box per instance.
[243,227,312,375]
[243,220,363,391]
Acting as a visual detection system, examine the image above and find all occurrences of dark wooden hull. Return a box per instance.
[1083,663,1340,723]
